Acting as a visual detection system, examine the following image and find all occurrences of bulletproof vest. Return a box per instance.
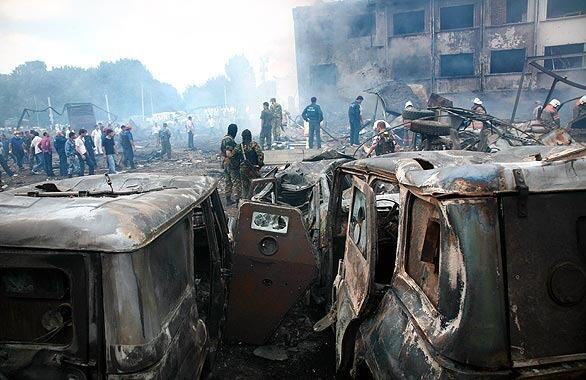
[375,134,395,156]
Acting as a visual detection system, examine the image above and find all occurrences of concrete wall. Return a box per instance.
[293,0,585,109]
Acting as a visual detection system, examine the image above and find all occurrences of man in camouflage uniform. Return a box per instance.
[220,124,241,205]
[270,98,283,142]
[234,129,264,199]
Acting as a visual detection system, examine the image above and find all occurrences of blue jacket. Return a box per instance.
[348,101,362,125]
[302,103,324,124]
[54,135,66,154]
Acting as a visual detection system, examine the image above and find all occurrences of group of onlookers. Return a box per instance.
[0,124,138,185]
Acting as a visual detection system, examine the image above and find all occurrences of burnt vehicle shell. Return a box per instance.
[0,174,231,379]
[318,147,586,378]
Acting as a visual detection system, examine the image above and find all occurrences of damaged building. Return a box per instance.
[293,0,586,118]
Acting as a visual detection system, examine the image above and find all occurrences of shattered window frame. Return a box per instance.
[544,43,586,70]
[490,48,526,73]
[392,9,425,36]
[348,12,375,38]
[439,53,475,77]
[404,195,441,308]
[440,4,475,31]
[251,211,290,235]
[546,0,586,19]
[349,186,369,258]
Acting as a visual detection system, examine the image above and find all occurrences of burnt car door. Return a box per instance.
[332,176,377,369]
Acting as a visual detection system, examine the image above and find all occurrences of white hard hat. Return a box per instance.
[404,101,413,109]
[549,99,561,107]
[473,98,483,105]
[580,96,586,105]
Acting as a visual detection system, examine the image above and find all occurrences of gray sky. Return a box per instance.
[0,0,314,95]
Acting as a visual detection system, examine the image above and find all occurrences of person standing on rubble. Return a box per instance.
[348,95,364,146]
[65,132,79,178]
[364,120,395,157]
[81,129,96,175]
[120,125,136,169]
[92,124,103,155]
[471,98,487,114]
[270,98,283,143]
[53,131,68,176]
[302,97,324,149]
[102,128,117,174]
[159,123,172,159]
[30,130,43,174]
[186,116,195,150]
[260,102,273,150]
[220,124,240,205]
[9,131,25,171]
[573,96,586,121]
[234,129,264,199]
[39,132,55,178]
[540,99,561,129]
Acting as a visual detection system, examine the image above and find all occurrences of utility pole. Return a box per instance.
[33,96,40,127]
[47,97,54,127]
[150,91,154,116]
[105,94,112,123]
[141,84,145,122]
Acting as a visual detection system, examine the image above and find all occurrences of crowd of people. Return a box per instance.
[0,123,141,185]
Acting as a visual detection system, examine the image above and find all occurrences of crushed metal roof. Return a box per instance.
[345,146,586,197]
[0,174,217,253]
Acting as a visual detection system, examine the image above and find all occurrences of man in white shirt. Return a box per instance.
[30,131,43,174]
[92,124,103,155]
[185,116,195,150]
[75,130,88,176]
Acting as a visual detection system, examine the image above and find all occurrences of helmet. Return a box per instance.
[549,99,561,108]
[580,96,586,105]
[473,98,483,105]
[404,101,414,109]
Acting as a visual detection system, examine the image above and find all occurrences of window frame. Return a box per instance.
[392,9,426,36]
[439,53,476,78]
[440,4,475,31]
[546,0,586,20]
[490,48,527,74]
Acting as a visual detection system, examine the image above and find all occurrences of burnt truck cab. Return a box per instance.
[317,147,586,378]
[0,174,231,379]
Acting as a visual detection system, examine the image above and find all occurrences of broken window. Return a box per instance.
[507,0,527,23]
[405,197,441,307]
[310,64,338,89]
[393,10,425,35]
[491,48,526,73]
[349,186,368,257]
[348,13,375,38]
[440,4,474,30]
[546,0,586,19]
[372,180,400,285]
[544,43,585,70]
[440,53,475,77]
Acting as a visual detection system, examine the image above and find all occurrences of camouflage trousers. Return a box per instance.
[224,167,241,200]
[240,165,260,199]
[272,120,282,141]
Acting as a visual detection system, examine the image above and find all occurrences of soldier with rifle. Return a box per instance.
[233,129,264,199]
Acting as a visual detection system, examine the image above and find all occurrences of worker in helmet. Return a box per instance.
[541,99,561,129]
[471,98,487,114]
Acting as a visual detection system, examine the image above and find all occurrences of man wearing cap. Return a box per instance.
[348,96,364,146]
[541,99,561,129]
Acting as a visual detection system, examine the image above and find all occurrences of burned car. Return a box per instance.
[315,146,586,378]
[0,174,231,379]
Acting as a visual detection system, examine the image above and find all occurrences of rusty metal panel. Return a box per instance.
[502,191,586,363]
[224,202,317,345]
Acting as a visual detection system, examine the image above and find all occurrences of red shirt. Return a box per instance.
[40,136,52,153]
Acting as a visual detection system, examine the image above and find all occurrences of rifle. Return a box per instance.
[239,144,259,174]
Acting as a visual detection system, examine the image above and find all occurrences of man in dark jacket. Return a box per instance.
[348,95,364,146]
[81,129,96,175]
[53,131,68,176]
[302,97,324,149]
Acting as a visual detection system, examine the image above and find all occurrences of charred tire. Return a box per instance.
[409,120,452,136]
[402,108,436,121]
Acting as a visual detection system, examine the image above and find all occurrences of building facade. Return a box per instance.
[293,0,586,111]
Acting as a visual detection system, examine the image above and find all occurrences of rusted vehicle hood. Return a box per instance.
[0,174,217,253]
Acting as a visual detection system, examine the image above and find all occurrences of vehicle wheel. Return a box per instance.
[409,120,452,136]
[402,108,436,121]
